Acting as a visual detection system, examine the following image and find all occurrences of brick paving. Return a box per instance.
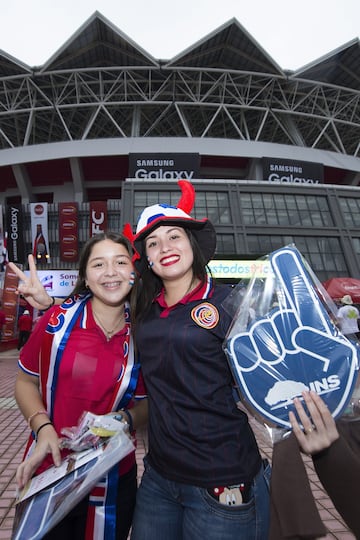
[0,348,354,539]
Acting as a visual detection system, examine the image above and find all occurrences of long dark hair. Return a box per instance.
[71,231,134,297]
[131,229,209,324]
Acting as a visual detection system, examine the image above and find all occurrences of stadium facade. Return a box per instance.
[0,11,360,283]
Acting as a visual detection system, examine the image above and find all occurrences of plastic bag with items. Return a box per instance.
[13,412,134,540]
[223,245,360,440]
[59,411,130,451]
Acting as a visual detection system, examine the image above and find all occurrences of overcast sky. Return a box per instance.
[1,0,359,70]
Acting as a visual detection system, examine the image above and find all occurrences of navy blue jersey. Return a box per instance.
[136,279,262,488]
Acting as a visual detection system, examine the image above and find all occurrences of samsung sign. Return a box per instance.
[262,158,323,184]
[128,153,200,180]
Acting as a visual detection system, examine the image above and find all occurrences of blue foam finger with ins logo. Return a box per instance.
[225,246,360,429]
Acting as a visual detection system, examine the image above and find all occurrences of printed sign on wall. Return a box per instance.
[59,203,79,262]
[89,201,108,237]
[1,264,20,341]
[6,204,25,265]
[30,203,51,264]
[128,153,200,180]
[262,157,323,184]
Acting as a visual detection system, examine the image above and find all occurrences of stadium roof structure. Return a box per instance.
[0,11,359,201]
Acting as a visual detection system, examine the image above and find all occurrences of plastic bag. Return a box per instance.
[223,244,360,441]
[59,411,128,451]
[12,412,135,540]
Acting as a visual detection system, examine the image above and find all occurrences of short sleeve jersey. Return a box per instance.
[136,280,261,488]
[19,302,146,474]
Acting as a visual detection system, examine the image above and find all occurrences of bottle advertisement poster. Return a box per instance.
[30,203,51,264]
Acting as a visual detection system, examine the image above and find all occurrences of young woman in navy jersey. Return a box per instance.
[127,181,270,540]
[9,232,148,540]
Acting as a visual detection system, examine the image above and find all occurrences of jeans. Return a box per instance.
[130,458,271,540]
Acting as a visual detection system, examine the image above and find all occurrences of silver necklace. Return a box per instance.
[93,309,124,341]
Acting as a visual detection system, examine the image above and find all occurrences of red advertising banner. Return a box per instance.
[59,203,79,262]
[89,201,108,237]
[30,203,51,264]
[1,264,20,341]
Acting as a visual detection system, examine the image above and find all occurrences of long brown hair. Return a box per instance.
[131,229,209,325]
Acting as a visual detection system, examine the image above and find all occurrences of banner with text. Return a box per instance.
[59,203,79,262]
[0,205,7,271]
[30,203,51,264]
[262,157,323,184]
[128,153,200,180]
[6,204,25,265]
[208,259,272,280]
[25,260,273,297]
[24,269,79,297]
[89,201,108,237]
[2,264,20,341]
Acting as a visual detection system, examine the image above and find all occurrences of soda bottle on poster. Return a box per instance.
[33,224,49,262]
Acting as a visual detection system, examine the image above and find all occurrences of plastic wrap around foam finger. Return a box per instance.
[224,245,360,430]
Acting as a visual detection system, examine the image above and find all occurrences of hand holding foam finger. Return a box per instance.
[226,246,359,428]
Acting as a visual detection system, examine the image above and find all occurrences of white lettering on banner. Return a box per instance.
[268,173,319,184]
[91,210,105,235]
[10,207,19,260]
[269,164,303,173]
[134,169,194,180]
[309,374,340,394]
[136,159,175,167]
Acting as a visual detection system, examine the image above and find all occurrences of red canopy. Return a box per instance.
[322,277,360,304]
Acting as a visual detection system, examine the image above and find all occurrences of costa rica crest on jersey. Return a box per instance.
[191,302,219,329]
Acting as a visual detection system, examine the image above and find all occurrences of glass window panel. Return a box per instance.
[353,238,360,255]
[266,211,278,225]
[216,234,235,254]
[241,194,251,207]
[339,198,360,228]
[219,209,231,224]
[263,194,274,209]
[296,197,308,210]
[239,193,332,227]
[299,211,312,226]
[242,209,255,224]
[247,237,261,252]
[246,235,347,282]
[277,210,289,225]
[284,196,297,210]
[289,211,301,226]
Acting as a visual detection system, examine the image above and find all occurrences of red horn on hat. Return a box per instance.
[177,180,195,214]
[122,222,135,243]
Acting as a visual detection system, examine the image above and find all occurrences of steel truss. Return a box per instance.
[0,66,359,156]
